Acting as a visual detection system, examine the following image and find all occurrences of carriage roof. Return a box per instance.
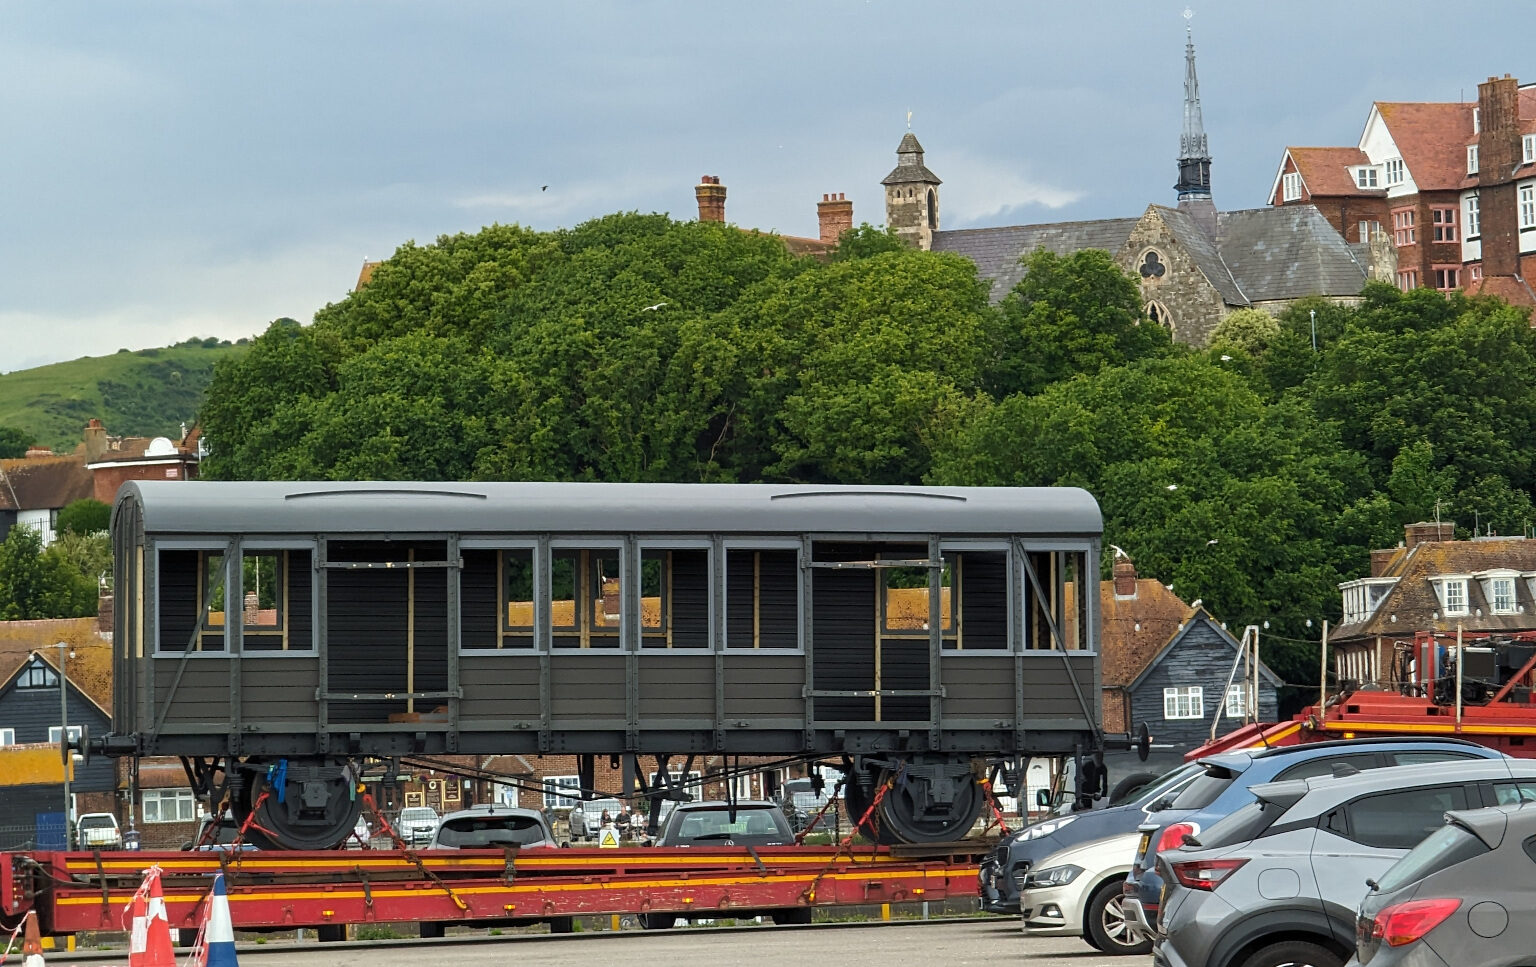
[116,481,1102,538]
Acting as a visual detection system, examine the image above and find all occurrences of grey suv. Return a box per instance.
[1153,758,1536,967]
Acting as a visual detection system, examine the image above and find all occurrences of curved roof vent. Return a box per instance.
[145,437,177,457]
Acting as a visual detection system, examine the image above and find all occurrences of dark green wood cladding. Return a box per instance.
[725,549,798,649]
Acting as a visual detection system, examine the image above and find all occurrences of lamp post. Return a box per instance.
[1310,309,1317,352]
[55,641,71,850]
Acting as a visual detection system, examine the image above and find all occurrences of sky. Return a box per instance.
[3,0,1532,372]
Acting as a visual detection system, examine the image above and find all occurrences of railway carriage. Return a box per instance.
[101,481,1114,848]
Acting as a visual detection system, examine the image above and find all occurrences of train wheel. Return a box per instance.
[239,759,363,851]
[875,763,984,844]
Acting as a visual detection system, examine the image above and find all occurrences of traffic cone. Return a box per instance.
[143,870,177,967]
[128,885,148,966]
[203,875,239,967]
[20,910,45,967]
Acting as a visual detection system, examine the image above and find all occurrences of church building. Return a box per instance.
[888,26,1383,346]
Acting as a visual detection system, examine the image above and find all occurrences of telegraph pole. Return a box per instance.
[55,641,72,850]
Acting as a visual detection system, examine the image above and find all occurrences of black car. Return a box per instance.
[980,762,1201,915]
[643,801,808,929]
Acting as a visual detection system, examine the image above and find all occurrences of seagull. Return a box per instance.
[1109,544,1128,559]
[1220,354,1232,361]
[1206,539,1219,546]
[642,302,667,312]
[1166,484,1178,491]
[541,185,549,192]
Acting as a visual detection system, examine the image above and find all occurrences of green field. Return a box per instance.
[0,340,245,452]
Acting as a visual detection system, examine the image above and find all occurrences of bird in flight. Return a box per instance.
[1206,539,1219,546]
[541,185,549,191]
[1109,544,1128,559]
[642,302,667,312]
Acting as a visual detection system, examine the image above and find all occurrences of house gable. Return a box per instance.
[1115,205,1236,346]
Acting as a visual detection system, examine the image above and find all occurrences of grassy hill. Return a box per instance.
[0,339,247,452]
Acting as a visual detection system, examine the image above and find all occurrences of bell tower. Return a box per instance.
[882,131,942,250]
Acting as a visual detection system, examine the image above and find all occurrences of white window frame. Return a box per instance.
[1164,685,1204,720]
[47,725,83,745]
[1492,577,1517,615]
[1441,578,1469,616]
[1355,167,1379,189]
[1467,194,1481,237]
[1225,683,1246,718]
[1385,158,1405,186]
[1521,185,1536,229]
[0,728,14,746]
[1282,172,1303,202]
[542,775,581,809]
[142,788,197,824]
[1525,135,1536,165]
[1468,145,1480,175]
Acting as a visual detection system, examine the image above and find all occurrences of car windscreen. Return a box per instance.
[1171,766,1240,810]
[1193,799,1285,850]
[436,815,548,848]
[670,808,790,842]
[400,809,436,822]
[78,816,114,829]
[1120,764,1198,808]
[1373,822,1491,895]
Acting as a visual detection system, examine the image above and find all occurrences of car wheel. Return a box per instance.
[1084,880,1151,956]
[1109,771,1159,804]
[1238,940,1343,967]
[641,913,676,930]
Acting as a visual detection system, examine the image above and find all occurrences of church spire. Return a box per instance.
[1175,11,1212,202]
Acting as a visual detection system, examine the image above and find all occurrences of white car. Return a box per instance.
[77,813,122,850]
[395,807,439,847]
[1017,830,1149,956]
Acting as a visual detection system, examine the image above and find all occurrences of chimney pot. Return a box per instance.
[1112,559,1137,597]
[696,175,727,223]
[816,190,855,243]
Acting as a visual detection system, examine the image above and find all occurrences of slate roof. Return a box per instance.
[1157,205,1248,306]
[930,218,1138,302]
[1288,147,1376,197]
[1333,537,1536,641]
[1217,206,1369,302]
[882,133,942,185]
[0,456,93,513]
[1127,608,1283,692]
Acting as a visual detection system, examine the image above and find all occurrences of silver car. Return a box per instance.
[1351,799,1536,967]
[430,805,557,849]
[1018,830,1151,955]
[1154,758,1536,967]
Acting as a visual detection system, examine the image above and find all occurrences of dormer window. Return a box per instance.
[1339,577,1398,625]
[15,659,58,690]
[1282,172,1303,202]
[1468,145,1480,175]
[1354,167,1380,189]
[1385,158,1406,186]
[1476,569,1521,615]
[1433,576,1471,617]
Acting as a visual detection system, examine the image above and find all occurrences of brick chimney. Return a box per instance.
[695,175,726,223]
[1370,548,1398,577]
[817,192,854,243]
[1478,75,1523,277]
[1112,559,1138,598]
[83,419,108,463]
[97,592,114,634]
[244,591,260,625]
[1405,521,1455,549]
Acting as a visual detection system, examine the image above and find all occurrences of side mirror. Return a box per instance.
[1035,789,1052,808]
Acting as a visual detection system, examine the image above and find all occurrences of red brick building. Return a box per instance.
[1271,74,1536,306]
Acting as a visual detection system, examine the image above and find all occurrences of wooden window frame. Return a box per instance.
[638,540,713,651]
[549,543,625,651]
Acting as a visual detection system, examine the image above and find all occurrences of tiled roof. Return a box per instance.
[930,218,1139,303]
[1157,205,1248,306]
[778,234,837,257]
[1217,206,1369,302]
[355,260,382,292]
[1376,102,1477,191]
[1334,537,1536,641]
[1464,274,1536,307]
[1288,147,1376,197]
[34,642,113,716]
[0,619,111,714]
[0,456,93,512]
[1099,578,1198,687]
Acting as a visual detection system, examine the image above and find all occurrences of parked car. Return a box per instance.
[430,805,558,849]
[1352,799,1536,967]
[1126,738,1505,935]
[1152,757,1536,967]
[980,761,1203,915]
[181,812,258,852]
[396,806,440,848]
[1018,830,1151,955]
[778,778,835,834]
[643,801,804,929]
[76,813,122,850]
[567,797,626,842]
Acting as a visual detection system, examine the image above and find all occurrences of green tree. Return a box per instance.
[0,425,32,459]
[57,498,110,536]
[984,248,1173,398]
[1208,308,1281,357]
[831,224,907,261]
[47,531,112,590]
[0,527,97,619]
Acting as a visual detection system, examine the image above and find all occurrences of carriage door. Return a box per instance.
[811,542,934,724]
[324,540,452,725]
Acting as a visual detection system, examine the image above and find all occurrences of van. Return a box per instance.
[77,813,122,849]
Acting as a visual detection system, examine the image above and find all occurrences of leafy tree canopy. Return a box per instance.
[57,498,110,536]
[0,527,97,620]
[0,425,32,459]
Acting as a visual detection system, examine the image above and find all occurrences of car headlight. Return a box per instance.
[1023,864,1084,889]
[1019,815,1078,840]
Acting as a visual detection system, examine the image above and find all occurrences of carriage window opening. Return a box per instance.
[1063,551,1086,650]
[1025,550,1085,650]
[503,550,535,632]
[202,551,283,631]
[551,549,622,649]
[881,561,954,634]
[640,549,710,649]
[726,548,799,649]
